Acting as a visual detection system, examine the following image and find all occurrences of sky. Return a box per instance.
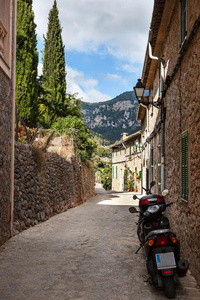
[32,0,154,103]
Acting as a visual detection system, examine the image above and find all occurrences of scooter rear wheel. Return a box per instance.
[163,276,175,299]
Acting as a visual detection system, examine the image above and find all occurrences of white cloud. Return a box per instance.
[33,0,154,64]
[66,65,111,103]
[105,73,121,80]
[120,64,141,74]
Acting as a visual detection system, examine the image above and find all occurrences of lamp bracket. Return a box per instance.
[139,98,162,109]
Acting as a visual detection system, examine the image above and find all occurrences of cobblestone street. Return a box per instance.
[0,188,199,300]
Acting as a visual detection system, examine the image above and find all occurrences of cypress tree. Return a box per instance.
[42,0,67,125]
[16,0,39,126]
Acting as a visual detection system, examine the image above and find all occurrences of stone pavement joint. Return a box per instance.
[0,188,199,300]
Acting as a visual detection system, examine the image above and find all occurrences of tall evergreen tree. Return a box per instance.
[16,0,39,126]
[42,0,67,125]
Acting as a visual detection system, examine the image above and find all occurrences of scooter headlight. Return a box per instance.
[147,205,160,213]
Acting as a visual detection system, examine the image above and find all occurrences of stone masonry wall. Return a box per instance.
[0,69,12,245]
[163,2,200,284]
[14,142,95,234]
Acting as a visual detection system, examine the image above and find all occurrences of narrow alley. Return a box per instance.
[0,188,199,300]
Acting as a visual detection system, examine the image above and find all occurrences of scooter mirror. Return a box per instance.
[162,189,169,196]
[129,207,137,213]
[133,195,138,200]
[150,181,156,188]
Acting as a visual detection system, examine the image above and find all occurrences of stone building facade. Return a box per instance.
[137,0,200,284]
[0,0,17,245]
[111,131,141,192]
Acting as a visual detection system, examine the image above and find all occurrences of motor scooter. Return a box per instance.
[129,182,189,299]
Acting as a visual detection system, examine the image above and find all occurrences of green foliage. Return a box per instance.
[90,131,111,146]
[125,167,135,191]
[51,116,96,161]
[92,142,112,190]
[42,0,67,125]
[16,0,39,126]
[101,166,112,190]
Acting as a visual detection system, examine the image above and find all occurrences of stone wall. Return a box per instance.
[0,0,16,247]
[165,24,200,284]
[140,0,200,284]
[0,69,13,245]
[14,142,95,234]
[157,1,200,284]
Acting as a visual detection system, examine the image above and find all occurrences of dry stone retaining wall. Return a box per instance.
[14,142,95,234]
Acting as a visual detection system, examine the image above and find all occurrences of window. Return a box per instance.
[180,0,187,45]
[116,166,118,179]
[181,131,188,201]
[120,150,121,155]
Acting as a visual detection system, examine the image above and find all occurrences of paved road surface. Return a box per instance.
[0,188,199,300]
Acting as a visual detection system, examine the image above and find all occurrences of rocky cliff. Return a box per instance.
[82,91,141,143]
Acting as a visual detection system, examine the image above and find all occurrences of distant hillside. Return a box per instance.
[82,91,141,143]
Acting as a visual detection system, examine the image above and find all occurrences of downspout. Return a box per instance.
[148,42,165,191]
[139,102,149,190]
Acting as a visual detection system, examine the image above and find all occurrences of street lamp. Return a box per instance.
[133,78,161,108]
[134,79,145,99]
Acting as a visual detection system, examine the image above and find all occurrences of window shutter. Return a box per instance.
[181,131,188,201]
[116,166,118,179]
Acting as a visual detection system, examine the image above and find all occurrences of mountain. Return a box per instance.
[82,91,141,144]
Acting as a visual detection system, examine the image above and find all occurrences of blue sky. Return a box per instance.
[33,0,154,102]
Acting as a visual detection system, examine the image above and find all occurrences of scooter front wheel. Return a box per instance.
[163,276,175,299]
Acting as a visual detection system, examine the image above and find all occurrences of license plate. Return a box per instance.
[155,252,176,269]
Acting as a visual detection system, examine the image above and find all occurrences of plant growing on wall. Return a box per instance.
[51,116,96,161]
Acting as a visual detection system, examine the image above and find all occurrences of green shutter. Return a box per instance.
[112,166,114,178]
[116,166,118,179]
[181,131,188,201]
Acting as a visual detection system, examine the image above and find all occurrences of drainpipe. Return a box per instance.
[148,42,165,191]
[139,102,149,190]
